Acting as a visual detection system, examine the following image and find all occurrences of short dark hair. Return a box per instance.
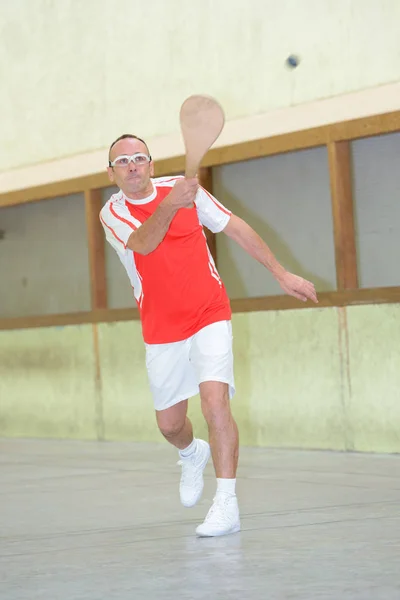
[108,134,152,166]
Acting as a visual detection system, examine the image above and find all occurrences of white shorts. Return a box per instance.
[145,320,235,411]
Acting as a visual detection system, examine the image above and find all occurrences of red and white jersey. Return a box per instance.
[100,176,232,344]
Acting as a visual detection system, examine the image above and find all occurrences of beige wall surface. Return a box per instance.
[1,1,399,459]
[0,325,99,439]
[1,0,400,176]
[1,305,399,454]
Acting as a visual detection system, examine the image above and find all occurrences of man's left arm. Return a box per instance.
[223,214,318,304]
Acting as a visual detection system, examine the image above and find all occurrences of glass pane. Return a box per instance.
[352,132,400,288]
[0,193,90,317]
[213,147,336,298]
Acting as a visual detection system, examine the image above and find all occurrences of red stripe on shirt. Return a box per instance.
[110,202,138,229]
[100,214,127,248]
[201,187,231,216]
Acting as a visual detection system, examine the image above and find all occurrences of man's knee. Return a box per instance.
[155,400,188,439]
[157,415,186,439]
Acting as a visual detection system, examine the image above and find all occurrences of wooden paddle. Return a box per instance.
[179,95,225,178]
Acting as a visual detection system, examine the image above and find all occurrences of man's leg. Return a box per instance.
[196,380,241,537]
[155,400,211,508]
[199,381,239,478]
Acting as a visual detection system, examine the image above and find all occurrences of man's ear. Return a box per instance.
[107,166,115,182]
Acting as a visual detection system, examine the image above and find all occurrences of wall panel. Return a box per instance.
[214,148,336,298]
[0,193,90,317]
[352,133,400,288]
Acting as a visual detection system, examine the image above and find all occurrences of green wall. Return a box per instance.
[1,304,399,453]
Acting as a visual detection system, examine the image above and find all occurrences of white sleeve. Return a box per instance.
[195,186,232,233]
[100,201,142,254]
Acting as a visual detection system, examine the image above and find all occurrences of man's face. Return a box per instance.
[107,138,154,198]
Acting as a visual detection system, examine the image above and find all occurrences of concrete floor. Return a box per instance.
[0,439,399,600]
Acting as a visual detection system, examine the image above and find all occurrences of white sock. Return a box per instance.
[216,478,236,497]
[179,438,198,459]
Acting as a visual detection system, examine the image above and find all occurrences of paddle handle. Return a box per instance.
[184,155,199,179]
[183,156,199,208]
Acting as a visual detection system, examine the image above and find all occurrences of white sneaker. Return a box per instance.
[178,439,211,508]
[196,494,241,537]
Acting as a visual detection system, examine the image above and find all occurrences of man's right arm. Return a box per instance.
[100,178,199,256]
[127,178,199,255]
[126,201,178,255]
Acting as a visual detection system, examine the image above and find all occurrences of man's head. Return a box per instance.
[107,134,154,199]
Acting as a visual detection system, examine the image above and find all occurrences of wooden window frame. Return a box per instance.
[1,110,400,331]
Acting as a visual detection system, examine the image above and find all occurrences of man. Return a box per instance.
[100,134,318,538]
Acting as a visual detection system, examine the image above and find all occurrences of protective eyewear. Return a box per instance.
[109,153,152,167]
